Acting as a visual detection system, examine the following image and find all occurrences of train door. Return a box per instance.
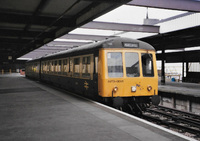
[93,52,99,97]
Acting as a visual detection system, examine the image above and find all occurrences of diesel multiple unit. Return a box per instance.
[26,37,160,113]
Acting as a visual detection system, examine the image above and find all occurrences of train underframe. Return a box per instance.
[102,95,160,115]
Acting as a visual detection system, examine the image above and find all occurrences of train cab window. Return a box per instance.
[125,52,140,77]
[82,56,91,78]
[74,58,80,77]
[63,59,69,75]
[142,53,154,77]
[107,52,123,77]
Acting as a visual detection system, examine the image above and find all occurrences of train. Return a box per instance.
[26,37,160,114]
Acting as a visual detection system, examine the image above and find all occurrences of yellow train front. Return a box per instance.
[97,38,160,113]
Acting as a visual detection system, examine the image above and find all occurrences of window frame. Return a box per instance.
[107,52,124,78]
[141,53,154,77]
[125,52,140,77]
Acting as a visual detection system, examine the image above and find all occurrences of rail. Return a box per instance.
[142,105,200,140]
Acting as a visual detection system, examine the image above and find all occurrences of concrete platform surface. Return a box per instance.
[0,73,195,141]
[159,81,200,97]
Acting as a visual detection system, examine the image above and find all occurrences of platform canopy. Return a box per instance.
[0,0,131,62]
[127,0,200,12]
[1,0,200,63]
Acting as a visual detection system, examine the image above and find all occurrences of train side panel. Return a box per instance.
[39,54,98,98]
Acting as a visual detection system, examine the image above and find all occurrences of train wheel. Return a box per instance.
[125,103,143,116]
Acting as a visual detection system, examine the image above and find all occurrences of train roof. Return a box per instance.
[27,37,155,62]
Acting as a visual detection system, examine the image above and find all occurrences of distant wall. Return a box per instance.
[0,60,26,73]
[183,72,200,83]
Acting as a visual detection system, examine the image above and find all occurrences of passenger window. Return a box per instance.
[58,60,61,74]
[125,52,140,77]
[50,61,54,73]
[37,63,40,73]
[45,63,47,73]
[41,63,44,73]
[54,61,57,73]
[47,61,50,73]
[63,59,69,75]
[142,53,154,77]
[69,58,73,74]
[82,56,91,78]
[44,62,47,73]
[42,62,45,73]
[73,58,80,77]
[107,52,123,77]
[34,63,39,73]
[33,64,35,72]
[46,62,48,73]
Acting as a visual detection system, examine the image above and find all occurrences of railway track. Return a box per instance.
[142,105,200,140]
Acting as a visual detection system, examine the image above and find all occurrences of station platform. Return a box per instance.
[0,73,195,141]
[158,81,200,114]
[158,81,200,97]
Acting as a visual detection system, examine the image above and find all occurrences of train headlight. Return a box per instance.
[113,86,118,92]
[131,86,136,92]
[147,85,152,91]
